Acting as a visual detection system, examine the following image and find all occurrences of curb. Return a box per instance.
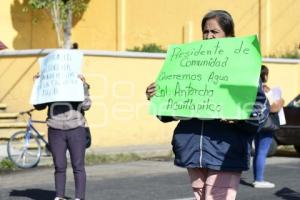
[86,144,172,157]
[25,144,173,168]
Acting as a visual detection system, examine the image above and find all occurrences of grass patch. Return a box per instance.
[1,151,174,171]
[127,43,167,53]
[143,151,174,161]
[269,46,300,58]
[0,157,17,171]
[85,153,142,165]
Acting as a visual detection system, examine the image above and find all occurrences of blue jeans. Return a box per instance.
[48,126,86,199]
[253,131,273,181]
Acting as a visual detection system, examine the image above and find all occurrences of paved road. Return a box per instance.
[0,156,299,200]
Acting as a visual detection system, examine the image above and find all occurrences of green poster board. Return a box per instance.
[149,35,262,119]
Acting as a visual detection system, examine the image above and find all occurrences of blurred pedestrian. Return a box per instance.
[252,65,284,188]
[33,47,91,200]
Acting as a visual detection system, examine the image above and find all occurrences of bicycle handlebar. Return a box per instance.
[19,108,36,116]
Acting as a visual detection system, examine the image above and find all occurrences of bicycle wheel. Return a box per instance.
[7,130,41,168]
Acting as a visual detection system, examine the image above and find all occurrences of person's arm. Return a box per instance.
[32,72,47,110]
[270,98,284,113]
[264,84,284,113]
[81,82,91,111]
[249,80,270,122]
[34,103,47,110]
[146,82,156,100]
[157,116,177,123]
[237,80,270,133]
[78,74,91,111]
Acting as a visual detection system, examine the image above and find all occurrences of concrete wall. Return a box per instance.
[259,0,300,55]
[0,51,176,147]
[263,59,300,103]
[0,50,299,147]
[1,0,300,56]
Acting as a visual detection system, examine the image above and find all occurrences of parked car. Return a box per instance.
[268,95,300,156]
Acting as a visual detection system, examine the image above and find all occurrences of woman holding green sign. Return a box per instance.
[146,10,269,200]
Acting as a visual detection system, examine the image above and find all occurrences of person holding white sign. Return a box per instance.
[252,65,285,188]
[32,48,91,200]
[34,74,91,200]
[146,10,269,200]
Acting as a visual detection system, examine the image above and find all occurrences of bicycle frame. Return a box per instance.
[7,109,49,168]
[27,118,48,147]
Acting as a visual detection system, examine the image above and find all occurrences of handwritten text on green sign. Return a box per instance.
[149,35,261,119]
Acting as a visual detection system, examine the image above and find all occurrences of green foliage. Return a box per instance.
[127,43,167,53]
[269,46,300,59]
[28,0,88,21]
[27,0,89,47]
[0,158,16,170]
[28,0,51,9]
[85,153,141,165]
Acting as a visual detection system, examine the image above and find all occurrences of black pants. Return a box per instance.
[48,126,86,199]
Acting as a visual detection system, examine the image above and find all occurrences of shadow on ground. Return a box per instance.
[275,187,300,200]
[240,178,253,187]
[9,188,71,200]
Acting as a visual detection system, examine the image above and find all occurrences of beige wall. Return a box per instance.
[265,61,300,102]
[82,55,177,147]
[260,0,300,55]
[1,0,300,147]
[0,52,299,147]
[124,0,260,48]
[1,0,32,49]
[2,0,300,56]
[0,53,177,147]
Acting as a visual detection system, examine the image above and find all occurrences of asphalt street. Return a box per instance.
[0,156,299,200]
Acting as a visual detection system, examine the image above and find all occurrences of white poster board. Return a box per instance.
[270,87,286,125]
[30,50,84,105]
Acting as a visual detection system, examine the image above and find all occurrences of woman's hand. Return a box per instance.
[33,72,40,80]
[220,119,237,124]
[271,98,285,112]
[146,82,156,100]
[78,74,86,83]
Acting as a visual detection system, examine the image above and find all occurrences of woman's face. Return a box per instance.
[202,18,226,40]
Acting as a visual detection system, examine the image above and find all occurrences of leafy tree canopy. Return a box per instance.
[28,0,88,21]
[27,0,89,48]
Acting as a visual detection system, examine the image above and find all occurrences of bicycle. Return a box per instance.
[7,108,50,168]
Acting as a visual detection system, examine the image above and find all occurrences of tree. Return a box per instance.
[28,0,89,48]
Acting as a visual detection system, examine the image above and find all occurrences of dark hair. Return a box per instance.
[72,42,79,49]
[201,10,235,37]
[260,65,269,83]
